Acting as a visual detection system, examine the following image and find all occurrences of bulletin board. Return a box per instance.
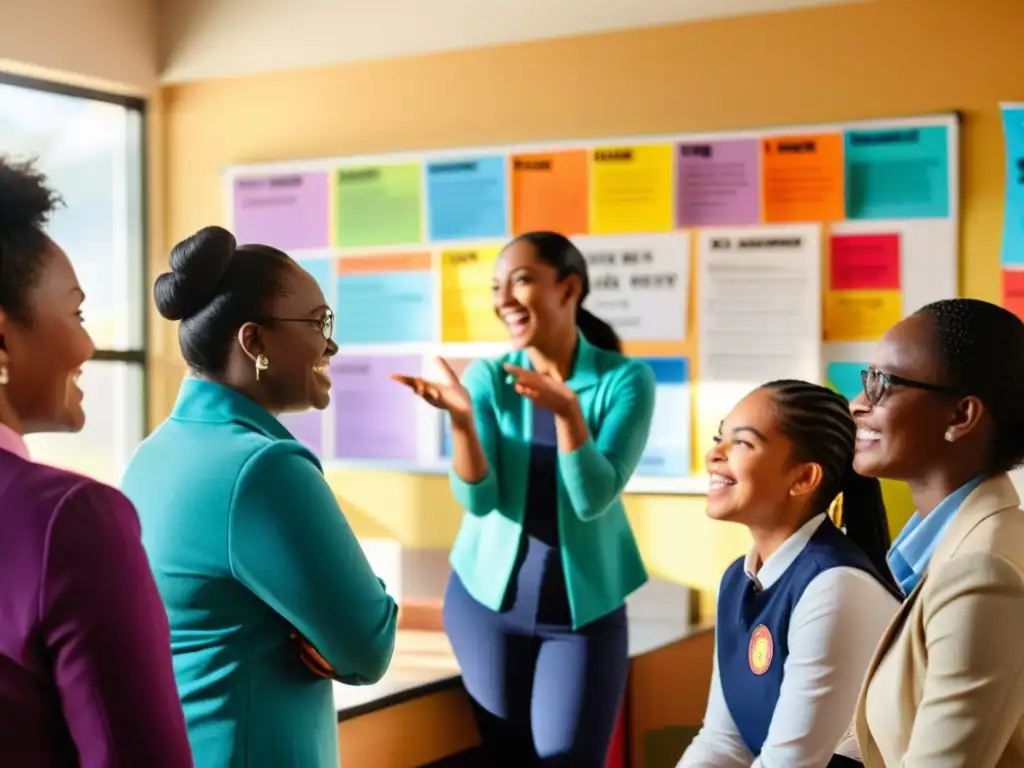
[223,112,959,495]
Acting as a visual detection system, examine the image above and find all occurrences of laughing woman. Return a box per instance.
[394,232,655,766]
[679,380,902,768]
[121,226,399,768]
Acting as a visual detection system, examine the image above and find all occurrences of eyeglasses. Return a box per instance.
[860,367,962,406]
[259,309,334,340]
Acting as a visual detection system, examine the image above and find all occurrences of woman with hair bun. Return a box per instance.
[394,231,655,765]
[121,226,399,767]
[841,299,1024,767]
[0,156,192,766]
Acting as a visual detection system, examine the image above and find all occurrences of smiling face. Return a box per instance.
[705,387,821,526]
[1,239,95,433]
[851,313,979,480]
[491,239,580,351]
[253,263,338,412]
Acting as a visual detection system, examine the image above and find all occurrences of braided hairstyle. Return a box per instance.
[0,156,63,323]
[761,379,899,593]
[914,299,1024,472]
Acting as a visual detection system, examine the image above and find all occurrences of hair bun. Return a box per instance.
[154,226,236,321]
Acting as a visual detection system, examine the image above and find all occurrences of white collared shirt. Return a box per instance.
[678,514,900,768]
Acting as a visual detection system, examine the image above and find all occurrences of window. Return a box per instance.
[0,73,146,485]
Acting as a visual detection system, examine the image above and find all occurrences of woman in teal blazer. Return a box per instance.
[395,231,655,765]
[121,227,399,768]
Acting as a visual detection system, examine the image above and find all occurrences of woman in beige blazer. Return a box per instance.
[843,298,1024,767]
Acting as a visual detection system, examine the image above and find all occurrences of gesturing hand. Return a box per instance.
[391,357,473,428]
[503,364,578,417]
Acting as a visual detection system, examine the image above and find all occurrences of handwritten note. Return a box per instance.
[335,253,434,343]
[825,290,902,341]
[440,247,505,342]
[676,140,760,226]
[334,163,423,247]
[762,134,845,223]
[233,173,330,250]
[427,156,508,241]
[331,355,421,461]
[844,126,949,219]
[575,233,689,341]
[511,151,589,235]
[830,233,901,291]
[590,144,674,234]
[1001,105,1024,266]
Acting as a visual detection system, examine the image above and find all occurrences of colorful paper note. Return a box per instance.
[278,410,324,455]
[1003,269,1024,321]
[826,362,867,405]
[1001,105,1024,266]
[440,247,505,342]
[335,253,434,344]
[825,290,902,341]
[761,134,845,223]
[331,355,421,461]
[844,126,950,219]
[427,156,508,241]
[590,144,674,234]
[636,357,691,477]
[511,151,589,236]
[575,233,689,342]
[233,173,330,250]
[830,233,901,291]
[676,140,761,226]
[334,164,422,247]
[296,258,335,307]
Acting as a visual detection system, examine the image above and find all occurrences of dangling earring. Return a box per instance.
[255,354,269,381]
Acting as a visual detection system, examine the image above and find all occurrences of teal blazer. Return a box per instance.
[449,332,656,629]
[121,378,398,768]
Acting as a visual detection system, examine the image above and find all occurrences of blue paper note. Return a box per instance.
[1001,106,1024,266]
[844,126,949,219]
[636,357,691,477]
[427,155,508,241]
[297,258,335,307]
[336,270,434,344]
[827,362,866,404]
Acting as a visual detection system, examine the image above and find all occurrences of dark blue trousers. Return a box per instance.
[444,571,628,766]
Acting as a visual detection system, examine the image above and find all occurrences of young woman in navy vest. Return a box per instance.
[679,380,903,768]
[395,232,655,765]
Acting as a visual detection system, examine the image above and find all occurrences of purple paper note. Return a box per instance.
[279,410,324,455]
[676,140,761,226]
[332,355,421,461]
[233,172,330,251]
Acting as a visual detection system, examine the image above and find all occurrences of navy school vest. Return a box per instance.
[717,518,901,757]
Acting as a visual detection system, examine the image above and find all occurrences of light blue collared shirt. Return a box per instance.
[887,475,987,595]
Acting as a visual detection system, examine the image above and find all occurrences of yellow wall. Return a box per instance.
[156,0,1024,617]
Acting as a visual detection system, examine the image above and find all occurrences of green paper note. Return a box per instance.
[334,163,423,247]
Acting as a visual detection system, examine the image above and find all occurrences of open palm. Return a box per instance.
[391,357,472,425]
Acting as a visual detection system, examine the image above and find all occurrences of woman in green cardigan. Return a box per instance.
[121,226,399,767]
[395,231,656,765]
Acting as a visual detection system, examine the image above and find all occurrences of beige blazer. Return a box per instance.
[853,473,1024,767]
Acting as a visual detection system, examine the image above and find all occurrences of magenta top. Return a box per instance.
[0,437,192,766]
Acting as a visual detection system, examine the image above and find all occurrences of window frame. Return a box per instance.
[0,71,150,434]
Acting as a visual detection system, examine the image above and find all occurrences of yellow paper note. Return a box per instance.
[825,290,902,342]
[440,247,505,342]
[590,144,674,234]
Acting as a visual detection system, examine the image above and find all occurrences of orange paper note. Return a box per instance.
[762,133,845,223]
[511,151,589,236]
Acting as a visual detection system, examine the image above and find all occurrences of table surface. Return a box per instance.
[333,618,707,721]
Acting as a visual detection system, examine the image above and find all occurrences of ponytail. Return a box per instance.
[577,307,621,353]
[835,466,901,596]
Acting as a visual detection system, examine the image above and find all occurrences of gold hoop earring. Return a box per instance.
[255,355,269,381]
